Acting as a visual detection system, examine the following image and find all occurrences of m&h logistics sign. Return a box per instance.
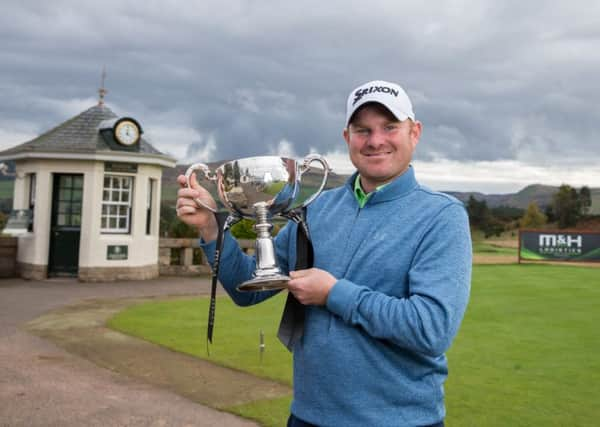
[519,229,600,262]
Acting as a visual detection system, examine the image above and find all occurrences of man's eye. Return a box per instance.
[385,125,399,132]
[355,128,369,135]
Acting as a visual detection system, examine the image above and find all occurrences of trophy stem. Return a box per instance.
[252,202,281,274]
[237,202,290,292]
[254,202,273,240]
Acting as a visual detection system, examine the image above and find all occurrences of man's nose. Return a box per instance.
[367,128,386,146]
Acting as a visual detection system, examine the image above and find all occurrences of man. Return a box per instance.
[176,80,472,427]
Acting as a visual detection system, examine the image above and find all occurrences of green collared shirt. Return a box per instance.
[353,175,388,208]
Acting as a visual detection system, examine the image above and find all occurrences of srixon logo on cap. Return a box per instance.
[353,85,400,105]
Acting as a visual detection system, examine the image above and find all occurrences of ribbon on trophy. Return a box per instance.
[206,211,240,353]
[277,207,313,351]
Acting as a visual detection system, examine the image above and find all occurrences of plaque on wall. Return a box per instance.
[104,162,138,173]
[107,245,128,260]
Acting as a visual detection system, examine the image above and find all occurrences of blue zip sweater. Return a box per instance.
[201,166,472,427]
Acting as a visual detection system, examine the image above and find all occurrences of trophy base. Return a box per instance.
[237,274,290,292]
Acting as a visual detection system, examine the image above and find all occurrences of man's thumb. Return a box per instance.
[290,269,309,278]
[189,171,200,189]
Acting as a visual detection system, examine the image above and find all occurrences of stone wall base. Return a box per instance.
[17,262,48,280]
[17,263,162,281]
[78,264,159,282]
[0,237,18,278]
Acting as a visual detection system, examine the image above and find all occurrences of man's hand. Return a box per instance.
[287,268,337,306]
[176,173,219,242]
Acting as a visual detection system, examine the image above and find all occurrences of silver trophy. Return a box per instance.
[185,155,330,291]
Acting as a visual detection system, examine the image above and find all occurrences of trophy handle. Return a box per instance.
[297,154,332,209]
[184,163,218,213]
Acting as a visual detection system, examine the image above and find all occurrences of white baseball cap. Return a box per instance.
[345,80,415,126]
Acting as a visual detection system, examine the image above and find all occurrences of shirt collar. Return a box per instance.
[348,165,418,207]
[353,175,387,208]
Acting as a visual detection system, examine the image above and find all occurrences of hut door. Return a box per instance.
[48,174,83,277]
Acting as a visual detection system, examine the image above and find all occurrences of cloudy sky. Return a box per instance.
[2,0,599,193]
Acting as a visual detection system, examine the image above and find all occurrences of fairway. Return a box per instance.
[109,264,600,427]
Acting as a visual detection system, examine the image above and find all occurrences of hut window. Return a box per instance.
[28,173,36,232]
[101,175,133,233]
[146,178,155,235]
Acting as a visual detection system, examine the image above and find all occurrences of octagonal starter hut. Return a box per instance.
[0,95,176,281]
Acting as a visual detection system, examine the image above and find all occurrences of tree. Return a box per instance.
[481,216,505,238]
[491,206,524,222]
[520,202,547,228]
[466,196,490,227]
[159,201,201,238]
[230,218,257,239]
[229,218,284,240]
[160,201,177,236]
[544,205,555,223]
[169,219,200,238]
[552,184,580,228]
[466,196,504,237]
[579,186,592,216]
[571,187,581,215]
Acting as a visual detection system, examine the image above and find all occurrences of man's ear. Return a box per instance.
[343,127,350,146]
[410,121,422,147]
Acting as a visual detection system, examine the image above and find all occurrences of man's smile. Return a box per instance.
[363,151,393,158]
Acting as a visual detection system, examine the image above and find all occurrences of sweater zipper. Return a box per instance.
[339,203,362,276]
[327,201,362,336]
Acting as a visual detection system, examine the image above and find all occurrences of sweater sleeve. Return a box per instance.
[326,203,472,357]
[199,220,295,306]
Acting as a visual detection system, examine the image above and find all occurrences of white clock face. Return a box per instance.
[115,121,140,146]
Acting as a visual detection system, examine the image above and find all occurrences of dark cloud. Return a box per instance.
[1,0,599,192]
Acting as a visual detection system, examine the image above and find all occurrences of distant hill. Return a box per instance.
[446,184,600,214]
[446,184,558,209]
[1,161,598,215]
[165,166,598,214]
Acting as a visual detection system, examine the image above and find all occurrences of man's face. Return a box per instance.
[343,104,421,192]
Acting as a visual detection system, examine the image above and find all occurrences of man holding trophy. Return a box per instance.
[176,80,471,427]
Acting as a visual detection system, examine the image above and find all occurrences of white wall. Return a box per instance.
[15,159,164,270]
[82,163,162,268]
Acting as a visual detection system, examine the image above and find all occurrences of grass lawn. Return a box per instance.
[110,292,293,385]
[472,241,517,256]
[446,265,600,426]
[109,265,600,426]
[109,292,294,426]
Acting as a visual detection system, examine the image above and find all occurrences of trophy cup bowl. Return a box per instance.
[185,155,330,291]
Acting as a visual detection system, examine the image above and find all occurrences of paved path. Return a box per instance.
[0,276,282,427]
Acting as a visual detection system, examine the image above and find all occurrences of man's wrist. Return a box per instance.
[199,226,218,243]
